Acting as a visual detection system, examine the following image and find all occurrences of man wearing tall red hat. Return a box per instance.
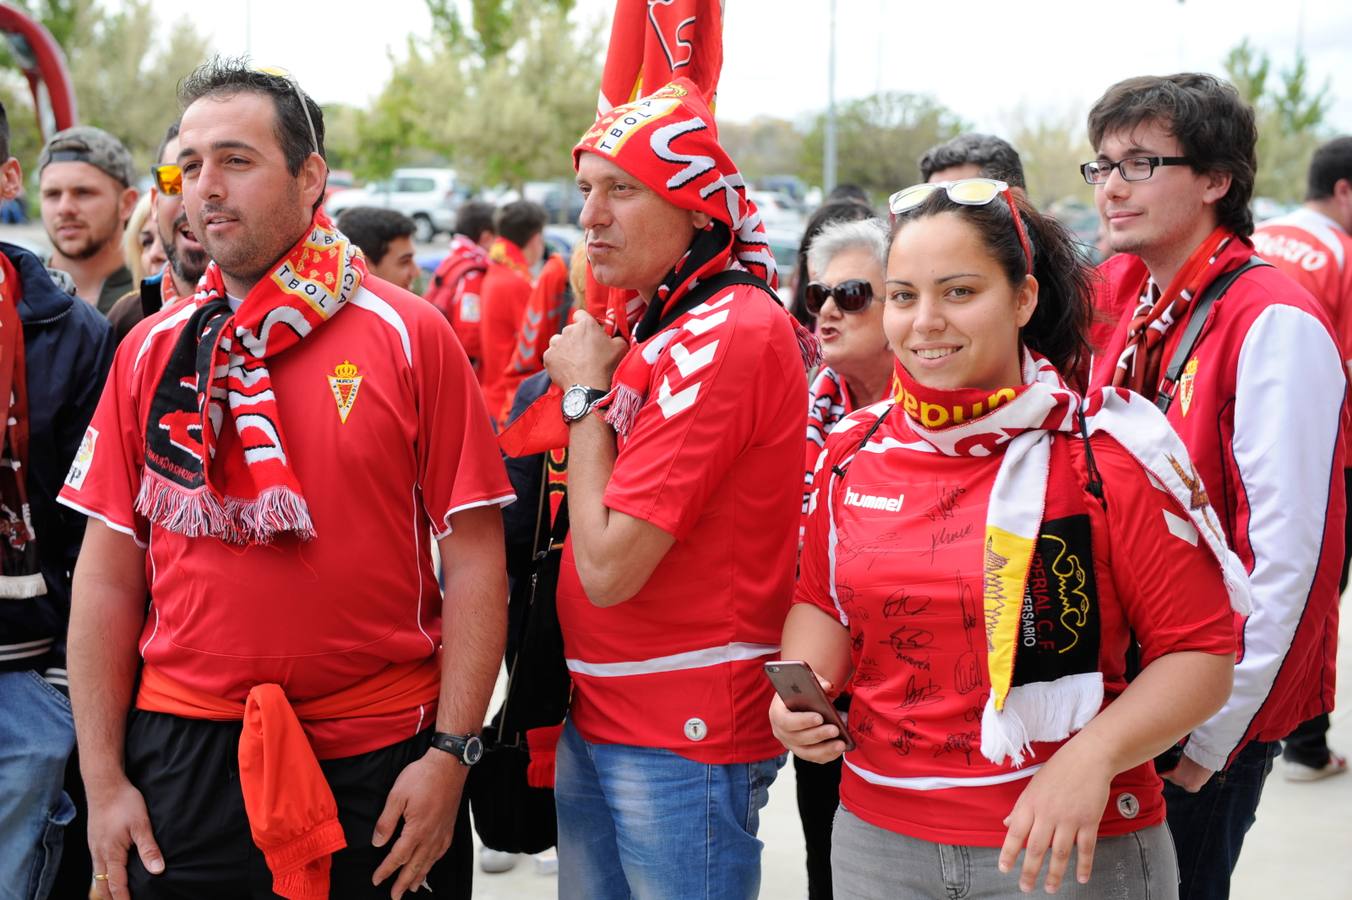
[59,59,512,900]
[541,78,816,899]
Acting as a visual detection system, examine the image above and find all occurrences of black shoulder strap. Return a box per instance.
[140,277,164,320]
[831,404,894,480]
[1155,256,1271,414]
[636,269,778,341]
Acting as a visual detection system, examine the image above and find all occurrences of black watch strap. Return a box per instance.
[430,731,483,766]
[563,385,610,422]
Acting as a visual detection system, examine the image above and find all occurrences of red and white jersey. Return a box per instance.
[59,274,514,759]
[557,283,807,764]
[1090,242,1346,768]
[1254,208,1352,367]
[1254,208,1352,456]
[797,403,1235,846]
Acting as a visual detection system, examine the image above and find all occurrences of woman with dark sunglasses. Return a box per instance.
[803,217,896,529]
[771,180,1247,898]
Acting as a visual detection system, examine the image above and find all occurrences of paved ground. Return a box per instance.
[473,622,1352,899]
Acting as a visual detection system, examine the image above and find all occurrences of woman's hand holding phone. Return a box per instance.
[765,660,853,762]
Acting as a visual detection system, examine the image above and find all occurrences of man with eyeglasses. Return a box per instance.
[1085,73,1346,899]
[106,122,211,344]
[59,59,512,900]
[37,126,139,315]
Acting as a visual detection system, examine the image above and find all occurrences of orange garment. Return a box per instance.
[135,657,440,900]
[500,254,571,422]
[479,238,534,426]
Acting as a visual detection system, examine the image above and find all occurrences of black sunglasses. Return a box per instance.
[805,279,874,316]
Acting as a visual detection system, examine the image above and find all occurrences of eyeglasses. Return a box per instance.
[888,178,1033,273]
[151,164,182,196]
[805,279,874,316]
[1080,156,1191,185]
[254,65,318,157]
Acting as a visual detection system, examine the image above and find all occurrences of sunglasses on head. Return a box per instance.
[887,178,1033,273]
[254,66,319,156]
[151,164,182,196]
[805,279,874,316]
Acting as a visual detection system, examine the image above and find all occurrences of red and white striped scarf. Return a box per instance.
[1112,226,1233,397]
[136,212,366,544]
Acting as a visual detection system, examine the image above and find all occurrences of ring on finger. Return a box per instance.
[94,873,111,881]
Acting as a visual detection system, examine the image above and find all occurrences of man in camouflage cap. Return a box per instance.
[38,126,138,314]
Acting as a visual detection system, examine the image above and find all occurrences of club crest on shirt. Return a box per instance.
[327,360,363,424]
[1179,357,1198,416]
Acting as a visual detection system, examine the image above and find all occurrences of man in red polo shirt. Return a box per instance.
[59,61,511,900]
[540,79,814,900]
[479,200,547,426]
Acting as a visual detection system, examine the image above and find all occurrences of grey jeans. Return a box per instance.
[831,806,1179,900]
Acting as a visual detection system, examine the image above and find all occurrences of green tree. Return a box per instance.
[1004,104,1090,208]
[426,0,576,58]
[0,0,210,180]
[719,116,804,183]
[799,92,967,202]
[1223,38,1333,203]
[359,0,601,190]
[448,8,603,189]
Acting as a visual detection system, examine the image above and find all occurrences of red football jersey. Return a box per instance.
[557,283,807,764]
[59,275,514,759]
[797,404,1235,846]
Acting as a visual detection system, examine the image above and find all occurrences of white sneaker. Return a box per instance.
[478,847,519,873]
[1283,752,1348,782]
[533,849,558,876]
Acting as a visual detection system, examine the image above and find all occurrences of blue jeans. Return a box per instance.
[1163,739,1278,900]
[0,671,77,900]
[555,718,783,900]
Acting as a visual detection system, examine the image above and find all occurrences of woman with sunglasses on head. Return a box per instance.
[771,179,1248,899]
[795,216,895,900]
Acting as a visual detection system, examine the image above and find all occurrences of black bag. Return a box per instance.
[466,462,571,854]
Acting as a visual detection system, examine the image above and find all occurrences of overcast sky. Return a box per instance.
[157,0,1352,141]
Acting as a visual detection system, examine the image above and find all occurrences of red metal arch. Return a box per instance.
[0,3,78,138]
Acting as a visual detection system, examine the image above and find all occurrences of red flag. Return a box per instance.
[598,0,723,111]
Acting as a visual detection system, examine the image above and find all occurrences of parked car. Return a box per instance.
[326,168,465,242]
[748,190,806,232]
[324,169,355,207]
[486,180,586,225]
[763,227,805,297]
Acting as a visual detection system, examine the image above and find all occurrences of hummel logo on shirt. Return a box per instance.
[843,488,905,512]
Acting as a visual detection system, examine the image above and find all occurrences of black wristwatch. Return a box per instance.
[561,384,609,423]
[430,731,484,766]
